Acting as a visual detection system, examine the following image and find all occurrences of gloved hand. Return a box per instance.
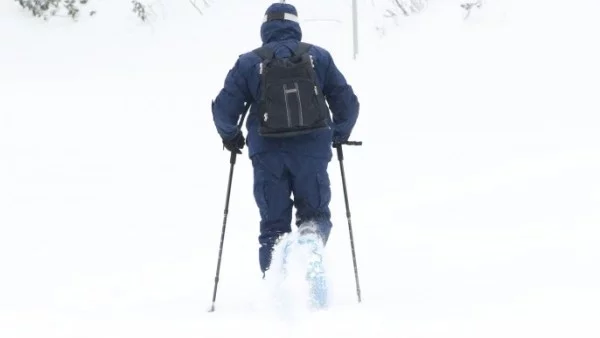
[223,132,245,154]
[332,134,349,148]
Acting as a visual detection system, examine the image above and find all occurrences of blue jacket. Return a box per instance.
[211,13,359,160]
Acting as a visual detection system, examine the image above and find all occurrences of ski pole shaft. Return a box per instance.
[208,102,250,312]
[335,141,362,303]
[209,150,237,312]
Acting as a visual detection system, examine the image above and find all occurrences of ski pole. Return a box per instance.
[334,140,363,303]
[208,103,250,313]
[208,150,237,313]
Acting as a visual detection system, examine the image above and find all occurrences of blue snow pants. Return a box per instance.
[252,151,333,273]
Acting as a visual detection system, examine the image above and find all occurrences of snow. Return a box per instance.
[1,0,599,337]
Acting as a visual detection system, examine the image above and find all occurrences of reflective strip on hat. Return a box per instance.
[263,12,299,23]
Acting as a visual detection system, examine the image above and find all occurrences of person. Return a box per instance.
[211,2,359,278]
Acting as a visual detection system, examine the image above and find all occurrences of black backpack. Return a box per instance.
[253,42,330,138]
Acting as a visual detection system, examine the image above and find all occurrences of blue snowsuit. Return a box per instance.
[211,3,359,274]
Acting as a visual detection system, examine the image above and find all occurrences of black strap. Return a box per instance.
[294,42,312,56]
[253,46,275,61]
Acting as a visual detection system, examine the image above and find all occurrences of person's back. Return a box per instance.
[211,2,359,277]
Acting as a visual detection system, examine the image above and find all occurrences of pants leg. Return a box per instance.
[251,153,293,273]
[286,154,333,244]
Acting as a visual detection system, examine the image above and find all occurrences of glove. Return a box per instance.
[223,132,245,154]
[332,134,349,148]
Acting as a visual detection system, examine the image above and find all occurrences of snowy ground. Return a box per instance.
[1,0,599,337]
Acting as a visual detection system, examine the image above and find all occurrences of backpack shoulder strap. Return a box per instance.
[294,42,312,56]
[253,46,275,61]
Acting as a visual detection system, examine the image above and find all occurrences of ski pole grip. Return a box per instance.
[229,151,237,165]
[334,140,362,161]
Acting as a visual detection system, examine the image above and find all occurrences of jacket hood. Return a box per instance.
[260,3,302,44]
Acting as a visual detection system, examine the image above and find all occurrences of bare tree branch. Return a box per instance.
[461,0,482,20]
[393,0,410,16]
[188,0,203,15]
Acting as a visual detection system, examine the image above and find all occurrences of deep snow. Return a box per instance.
[1,0,599,337]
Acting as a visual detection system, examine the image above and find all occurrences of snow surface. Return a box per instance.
[1,0,600,337]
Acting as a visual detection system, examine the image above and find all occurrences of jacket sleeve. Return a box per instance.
[212,58,252,141]
[321,52,359,142]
